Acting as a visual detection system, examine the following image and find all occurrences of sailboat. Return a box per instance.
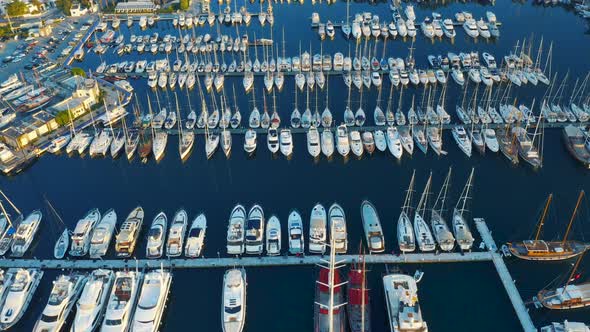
[341,0,351,38]
[508,191,590,261]
[302,85,312,129]
[347,254,370,332]
[230,85,242,129]
[398,171,416,253]
[537,252,590,310]
[45,198,69,259]
[175,93,194,161]
[260,89,271,129]
[249,84,260,129]
[374,81,386,126]
[313,227,347,332]
[431,168,456,251]
[355,85,366,126]
[321,79,333,128]
[453,168,475,251]
[291,81,302,128]
[414,174,436,252]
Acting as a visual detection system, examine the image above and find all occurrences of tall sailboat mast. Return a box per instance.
[562,190,584,246]
[534,194,553,241]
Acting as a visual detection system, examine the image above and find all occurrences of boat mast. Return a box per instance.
[417,172,432,216]
[175,92,183,144]
[456,168,475,214]
[561,251,585,296]
[146,94,155,139]
[433,167,452,215]
[534,194,553,241]
[402,170,416,214]
[0,190,21,217]
[562,190,584,246]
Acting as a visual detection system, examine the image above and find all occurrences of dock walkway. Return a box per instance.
[475,218,536,332]
[0,252,492,270]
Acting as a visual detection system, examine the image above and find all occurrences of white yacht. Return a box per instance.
[185,214,207,258]
[383,273,428,332]
[33,273,86,332]
[222,268,246,332]
[245,205,265,255]
[244,129,257,155]
[166,209,188,257]
[146,212,167,259]
[307,126,321,158]
[374,130,387,152]
[483,129,499,152]
[227,205,246,255]
[101,271,143,332]
[349,130,364,158]
[414,175,436,252]
[360,200,385,253]
[541,321,590,332]
[321,129,335,158]
[452,126,472,157]
[267,128,279,154]
[336,124,350,157]
[279,129,293,157]
[287,210,304,255]
[72,269,114,332]
[463,18,479,38]
[266,216,281,256]
[328,203,348,254]
[0,268,43,330]
[89,209,117,258]
[115,207,144,258]
[10,210,42,257]
[386,126,403,160]
[309,204,327,254]
[131,270,172,332]
[70,209,101,257]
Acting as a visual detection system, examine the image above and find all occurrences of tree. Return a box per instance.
[6,0,28,16]
[179,0,189,11]
[31,0,41,10]
[56,0,72,15]
[54,110,73,126]
[71,67,86,77]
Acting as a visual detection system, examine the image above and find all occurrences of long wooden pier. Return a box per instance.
[475,218,537,332]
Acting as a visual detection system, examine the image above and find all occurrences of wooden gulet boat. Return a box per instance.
[508,191,590,261]
[537,252,590,310]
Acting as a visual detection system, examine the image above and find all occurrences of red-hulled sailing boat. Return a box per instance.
[347,256,370,332]
[314,232,347,332]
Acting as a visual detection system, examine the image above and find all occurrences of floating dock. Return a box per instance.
[0,251,492,270]
[475,218,537,332]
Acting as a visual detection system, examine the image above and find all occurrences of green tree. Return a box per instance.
[56,0,72,15]
[6,0,28,16]
[54,110,73,126]
[179,0,189,11]
[71,67,86,77]
[31,0,41,9]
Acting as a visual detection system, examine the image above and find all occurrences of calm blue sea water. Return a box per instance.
[3,0,590,330]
